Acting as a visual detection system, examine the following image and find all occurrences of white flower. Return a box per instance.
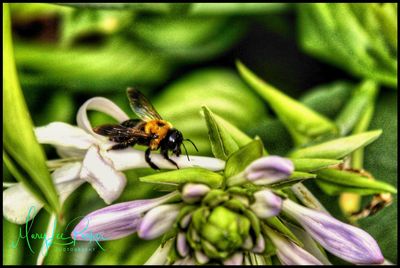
[3,97,225,224]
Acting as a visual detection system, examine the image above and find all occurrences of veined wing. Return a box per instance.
[127,87,162,121]
[93,124,150,142]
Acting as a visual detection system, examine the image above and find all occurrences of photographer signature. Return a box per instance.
[11,206,107,254]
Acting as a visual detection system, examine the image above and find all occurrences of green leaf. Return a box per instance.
[263,217,303,247]
[3,3,60,213]
[316,168,397,194]
[316,180,386,196]
[3,218,23,265]
[236,60,337,146]
[60,3,289,15]
[61,8,134,46]
[15,39,172,93]
[211,112,254,149]
[289,130,382,159]
[139,168,224,188]
[202,106,239,160]
[335,80,378,136]
[269,171,317,189]
[224,139,263,178]
[358,90,397,262]
[3,151,50,212]
[290,158,342,172]
[129,16,246,62]
[298,3,397,88]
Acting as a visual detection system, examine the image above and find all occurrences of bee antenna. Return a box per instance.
[181,142,190,161]
[184,139,199,152]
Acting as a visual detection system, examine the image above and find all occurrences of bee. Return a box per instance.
[93,88,198,170]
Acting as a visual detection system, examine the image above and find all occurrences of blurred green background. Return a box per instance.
[3,3,397,265]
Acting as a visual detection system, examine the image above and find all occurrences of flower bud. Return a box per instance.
[138,204,181,240]
[177,232,189,257]
[250,190,282,219]
[71,191,179,241]
[263,224,323,265]
[182,183,210,204]
[282,199,384,264]
[245,156,294,185]
[223,252,243,265]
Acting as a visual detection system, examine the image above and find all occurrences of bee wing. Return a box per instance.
[127,87,162,121]
[93,124,151,142]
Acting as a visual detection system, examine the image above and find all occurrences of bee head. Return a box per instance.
[166,128,183,156]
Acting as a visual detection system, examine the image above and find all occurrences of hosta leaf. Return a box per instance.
[224,139,263,178]
[237,60,337,146]
[335,80,378,136]
[316,168,396,194]
[269,171,317,189]
[202,106,239,160]
[263,217,303,247]
[290,158,342,172]
[289,130,382,159]
[3,3,60,213]
[316,180,386,196]
[139,168,224,188]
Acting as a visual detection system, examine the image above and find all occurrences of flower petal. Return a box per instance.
[3,183,43,224]
[105,147,225,171]
[252,235,265,253]
[224,252,243,265]
[173,257,196,265]
[138,204,181,240]
[177,232,189,257]
[282,199,384,264]
[3,162,83,224]
[80,145,127,204]
[35,122,98,156]
[287,222,331,265]
[264,224,323,265]
[53,162,85,203]
[250,189,282,218]
[72,191,179,241]
[245,156,294,184]
[76,97,129,138]
[182,183,210,203]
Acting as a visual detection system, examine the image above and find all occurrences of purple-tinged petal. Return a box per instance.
[223,252,243,265]
[252,235,265,253]
[250,190,282,218]
[71,191,179,241]
[138,204,181,240]
[264,224,323,265]
[245,156,294,185]
[80,145,126,204]
[179,213,192,229]
[287,222,331,265]
[182,183,210,203]
[177,232,189,257]
[282,199,384,264]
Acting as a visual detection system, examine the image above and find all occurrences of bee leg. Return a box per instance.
[161,148,179,169]
[145,148,160,170]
